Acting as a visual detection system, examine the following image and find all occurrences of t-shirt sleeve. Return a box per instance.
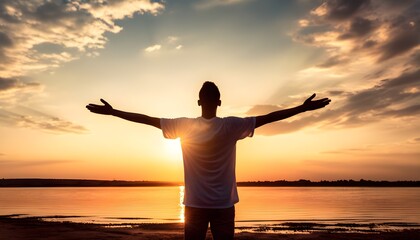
[160,118,187,139]
[227,117,256,140]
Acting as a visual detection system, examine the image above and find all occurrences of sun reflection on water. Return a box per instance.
[179,186,185,223]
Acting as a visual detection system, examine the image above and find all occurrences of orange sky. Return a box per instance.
[0,0,419,181]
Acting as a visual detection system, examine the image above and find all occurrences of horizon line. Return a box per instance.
[2,178,420,182]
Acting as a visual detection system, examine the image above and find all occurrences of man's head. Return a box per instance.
[198,81,221,108]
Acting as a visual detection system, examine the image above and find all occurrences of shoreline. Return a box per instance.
[1,215,420,240]
[2,178,420,187]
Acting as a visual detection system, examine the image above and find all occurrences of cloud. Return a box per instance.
[0,107,87,134]
[311,0,369,21]
[0,0,164,134]
[0,31,13,48]
[0,77,43,106]
[316,55,349,68]
[408,137,420,144]
[167,36,179,43]
[0,77,39,91]
[338,17,377,39]
[0,76,86,134]
[168,36,184,50]
[379,104,420,117]
[320,69,420,127]
[168,36,183,50]
[144,36,184,53]
[0,0,164,78]
[293,0,420,66]
[144,44,162,53]
[378,30,420,62]
[248,69,420,135]
[248,0,419,136]
[195,0,248,10]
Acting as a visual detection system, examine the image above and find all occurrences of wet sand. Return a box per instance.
[1,216,419,240]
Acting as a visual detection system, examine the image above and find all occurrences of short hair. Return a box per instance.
[199,81,220,102]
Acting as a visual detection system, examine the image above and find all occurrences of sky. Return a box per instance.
[0,0,419,182]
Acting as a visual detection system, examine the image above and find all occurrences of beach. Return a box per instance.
[2,216,419,240]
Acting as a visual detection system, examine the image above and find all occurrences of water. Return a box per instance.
[1,187,419,228]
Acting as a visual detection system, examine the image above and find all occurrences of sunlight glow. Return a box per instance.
[164,138,183,159]
[179,186,185,223]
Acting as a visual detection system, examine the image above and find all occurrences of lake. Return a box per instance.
[1,187,419,229]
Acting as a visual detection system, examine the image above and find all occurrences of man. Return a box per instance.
[86,81,331,240]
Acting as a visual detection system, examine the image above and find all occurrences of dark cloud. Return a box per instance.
[34,2,69,22]
[362,68,387,80]
[327,90,348,96]
[330,69,420,125]
[378,31,420,62]
[0,0,164,78]
[316,55,349,68]
[379,104,420,117]
[32,1,94,32]
[0,77,40,91]
[250,0,420,137]
[361,40,377,49]
[248,69,420,135]
[294,0,420,66]
[375,0,417,10]
[338,17,375,39]
[374,1,420,62]
[408,51,420,66]
[0,32,13,48]
[321,0,370,21]
[382,68,419,88]
[0,3,20,23]
[0,77,17,90]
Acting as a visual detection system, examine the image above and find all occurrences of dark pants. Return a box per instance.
[184,206,235,240]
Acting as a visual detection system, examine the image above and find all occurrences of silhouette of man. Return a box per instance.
[86,81,330,240]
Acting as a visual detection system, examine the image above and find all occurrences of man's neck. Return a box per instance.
[201,108,217,119]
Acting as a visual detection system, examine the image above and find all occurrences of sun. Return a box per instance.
[163,138,182,158]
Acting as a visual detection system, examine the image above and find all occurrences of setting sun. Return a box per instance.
[163,138,183,159]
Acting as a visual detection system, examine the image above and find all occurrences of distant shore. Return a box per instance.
[1,178,419,187]
[1,215,419,240]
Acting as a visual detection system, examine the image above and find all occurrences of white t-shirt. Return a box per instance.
[160,116,255,208]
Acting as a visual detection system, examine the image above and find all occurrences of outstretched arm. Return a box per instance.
[255,94,331,128]
[86,99,161,129]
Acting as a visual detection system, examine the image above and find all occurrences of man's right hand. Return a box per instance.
[86,99,114,115]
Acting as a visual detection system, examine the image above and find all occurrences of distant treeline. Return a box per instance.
[237,179,420,187]
[0,178,419,187]
[0,179,181,187]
